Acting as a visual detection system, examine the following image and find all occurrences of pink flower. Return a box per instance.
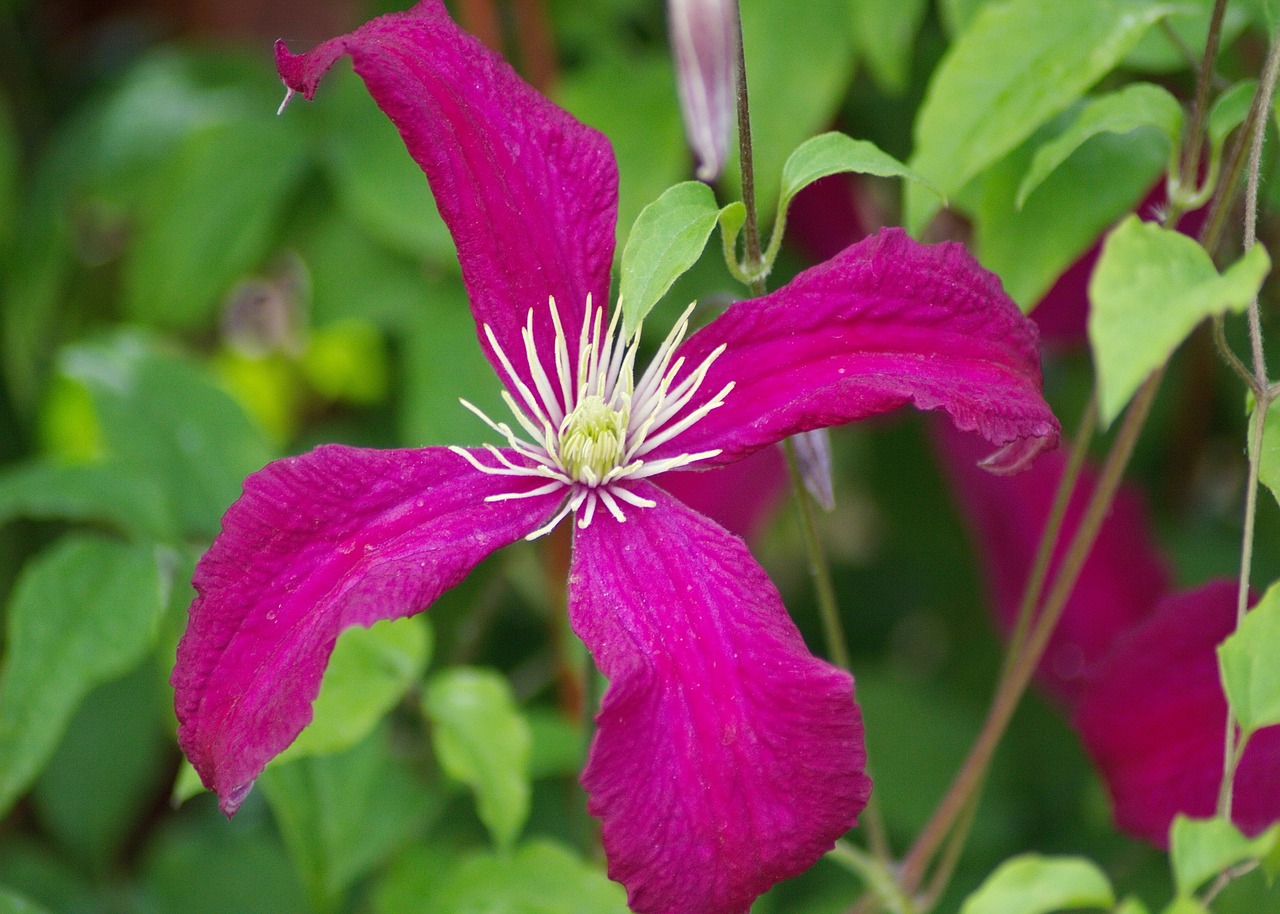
[170,4,1058,912]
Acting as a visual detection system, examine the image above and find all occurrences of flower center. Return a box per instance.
[560,394,630,483]
[451,295,735,538]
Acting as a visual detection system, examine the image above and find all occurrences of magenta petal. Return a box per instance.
[275,1,618,396]
[653,444,787,542]
[935,425,1171,703]
[1072,581,1280,845]
[568,485,870,914]
[648,228,1059,468]
[172,445,563,814]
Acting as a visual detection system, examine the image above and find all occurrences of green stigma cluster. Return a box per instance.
[559,394,630,482]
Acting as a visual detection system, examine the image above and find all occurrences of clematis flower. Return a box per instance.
[170,3,1059,912]
[668,0,738,181]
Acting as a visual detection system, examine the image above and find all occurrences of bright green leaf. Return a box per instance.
[278,617,430,763]
[959,854,1114,914]
[396,840,630,914]
[847,0,929,94]
[1169,815,1280,896]
[620,181,723,335]
[260,728,435,912]
[1088,217,1270,426]
[1209,80,1258,150]
[1126,0,1255,73]
[60,334,274,538]
[424,667,532,851]
[976,123,1166,308]
[779,132,940,215]
[0,459,174,541]
[0,888,52,914]
[122,118,307,329]
[1264,830,1280,883]
[1017,84,1182,208]
[0,536,170,816]
[1217,580,1280,736]
[1160,898,1209,914]
[906,0,1174,233]
[1115,897,1152,914]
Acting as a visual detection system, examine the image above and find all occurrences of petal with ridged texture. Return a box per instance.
[568,485,870,914]
[172,444,563,814]
[275,0,618,400]
[1072,580,1280,845]
[649,228,1059,473]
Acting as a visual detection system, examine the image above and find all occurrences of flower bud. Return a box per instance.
[667,0,738,181]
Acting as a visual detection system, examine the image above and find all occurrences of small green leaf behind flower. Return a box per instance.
[1169,815,1280,898]
[424,667,532,852]
[1217,581,1280,738]
[958,853,1114,914]
[1088,217,1271,427]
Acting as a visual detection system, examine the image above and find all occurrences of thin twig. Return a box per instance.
[732,2,765,295]
[1181,0,1231,190]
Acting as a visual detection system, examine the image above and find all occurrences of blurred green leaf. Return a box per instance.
[1126,0,1255,73]
[300,319,390,405]
[620,181,723,334]
[261,728,435,913]
[1169,815,1280,897]
[848,0,928,94]
[31,664,172,866]
[1115,897,1153,914]
[122,118,307,328]
[0,459,175,541]
[526,708,584,779]
[1217,581,1280,736]
[1160,898,1209,914]
[1088,217,1269,426]
[959,854,1114,914]
[556,54,687,250]
[906,0,1174,232]
[424,667,532,851]
[378,840,629,914]
[61,334,273,538]
[0,96,16,251]
[0,536,170,816]
[732,0,855,217]
[1208,81,1257,156]
[278,616,431,763]
[975,125,1166,308]
[1017,84,1182,208]
[0,888,52,914]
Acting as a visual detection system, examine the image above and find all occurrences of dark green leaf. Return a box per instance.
[60,334,274,538]
[959,854,1114,914]
[1217,581,1280,736]
[1017,84,1182,208]
[620,181,723,334]
[261,728,435,912]
[847,0,929,94]
[0,97,16,251]
[0,536,170,816]
[1169,815,1280,897]
[0,888,52,914]
[424,667,532,851]
[122,117,307,328]
[907,0,1175,232]
[278,617,431,763]
[0,460,175,541]
[1088,217,1270,425]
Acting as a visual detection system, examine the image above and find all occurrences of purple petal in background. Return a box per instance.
[667,0,738,181]
[1072,580,1280,845]
[935,426,1171,703]
[172,445,562,814]
[568,485,869,914]
[276,0,618,400]
[652,228,1059,472]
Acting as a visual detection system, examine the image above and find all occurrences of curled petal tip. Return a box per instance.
[978,432,1058,476]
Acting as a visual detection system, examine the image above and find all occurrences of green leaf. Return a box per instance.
[847,0,929,94]
[122,118,307,329]
[0,96,16,251]
[0,888,52,914]
[731,0,855,218]
[60,334,274,538]
[779,132,940,215]
[1115,897,1152,914]
[906,0,1174,233]
[0,536,170,816]
[959,854,1114,914]
[1264,830,1280,883]
[1159,898,1209,914]
[620,181,723,335]
[1017,84,1182,208]
[278,617,431,763]
[0,460,174,541]
[1169,816,1280,896]
[975,122,1166,308]
[381,840,629,914]
[260,728,435,912]
[1126,0,1255,74]
[1088,217,1270,426]
[1217,580,1280,736]
[1208,80,1258,151]
[424,667,532,851]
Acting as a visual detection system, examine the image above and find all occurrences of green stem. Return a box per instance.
[830,841,916,914]
[732,1,766,295]
[1180,0,1230,188]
